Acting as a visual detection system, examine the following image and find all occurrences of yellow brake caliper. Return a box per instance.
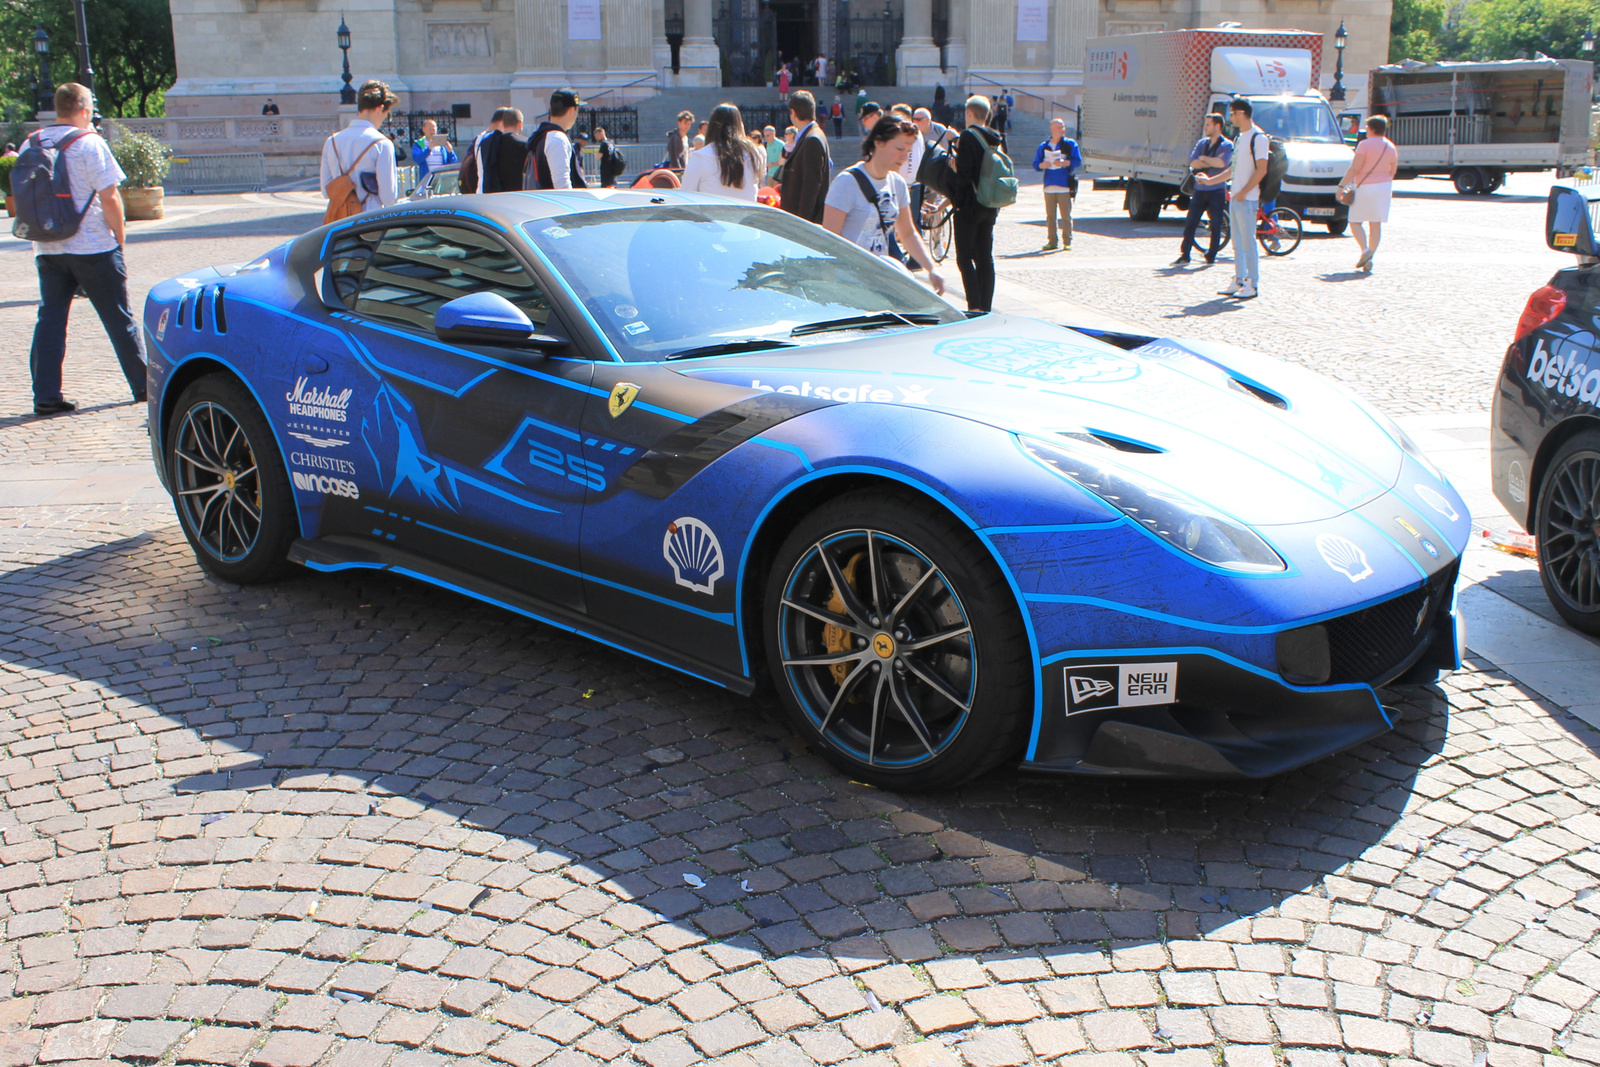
[823,552,867,689]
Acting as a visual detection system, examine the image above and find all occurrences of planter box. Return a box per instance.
[122,186,165,220]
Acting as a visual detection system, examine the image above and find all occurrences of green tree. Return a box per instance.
[0,0,175,117]
[1459,0,1600,61]
[1390,0,1449,61]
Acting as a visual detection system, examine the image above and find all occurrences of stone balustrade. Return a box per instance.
[108,115,343,155]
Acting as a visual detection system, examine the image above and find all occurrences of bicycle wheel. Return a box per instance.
[1258,207,1302,256]
[1200,212,1231,252]
[930,207,954,263]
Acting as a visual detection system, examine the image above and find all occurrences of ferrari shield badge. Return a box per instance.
[608,382,641,418]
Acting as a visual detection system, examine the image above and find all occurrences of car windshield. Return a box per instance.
[521,204,963,361]
[1249,98,1343,144]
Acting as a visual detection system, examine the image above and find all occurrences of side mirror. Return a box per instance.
[435,292,567,350]
[1547,184,1599,257]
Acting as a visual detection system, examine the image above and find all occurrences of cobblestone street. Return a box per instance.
[1,180,1598,1067]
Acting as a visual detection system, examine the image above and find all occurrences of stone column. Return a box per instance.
[943,0,967,87]
[1048,0,1095,112]
[676,0,721,85]
[509,0,565,115]
[896,0,941,85]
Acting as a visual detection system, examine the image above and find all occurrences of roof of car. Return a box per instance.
[381,189,766,228]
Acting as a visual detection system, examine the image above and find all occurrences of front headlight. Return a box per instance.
[1021,436,1286,573]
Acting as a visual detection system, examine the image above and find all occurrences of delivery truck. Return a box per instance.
[1354,58,1593,195]
[1081,28,1355,232]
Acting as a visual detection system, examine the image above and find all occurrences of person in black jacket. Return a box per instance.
[479,111,528,193]
[525,88,588,190]
[779,90,830,223]
[949,95,1001,313]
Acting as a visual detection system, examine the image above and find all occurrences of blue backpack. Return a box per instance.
[10,129,96,243]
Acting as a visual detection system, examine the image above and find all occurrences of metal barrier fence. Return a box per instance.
[1391,114,1492,146]
[165,153,268,194]
[573,107,640,143]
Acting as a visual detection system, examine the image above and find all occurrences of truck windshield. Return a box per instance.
[1248,99,1343,144]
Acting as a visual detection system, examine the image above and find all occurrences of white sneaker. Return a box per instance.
[1234,284,1258,300]
[1219,279,1243,295]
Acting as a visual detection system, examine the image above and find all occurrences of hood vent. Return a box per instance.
[1059,430,1164,454]
[1227,377,1288,410]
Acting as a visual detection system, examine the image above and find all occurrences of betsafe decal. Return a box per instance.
[1064,662,1177,715]
[1527,337,1600,403]
[748,379,932,404]
[664,517,724,595]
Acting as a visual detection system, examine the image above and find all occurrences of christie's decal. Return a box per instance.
[1064,661,1177,714]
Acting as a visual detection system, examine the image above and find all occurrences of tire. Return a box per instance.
[1485,170,1505,193]
[762,488,1032,790]
[929,206,953,263]
[1126,180,1162,222]
[1201,211,1231,252]
[1325,219,1348,236]
[1258,207,1302,256]
[166,374,297,584]
[1452,167,1484,196]
[1534,432,1600,635]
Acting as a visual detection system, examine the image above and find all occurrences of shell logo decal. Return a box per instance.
[1316,533,1373,583]
[664,517,724,595]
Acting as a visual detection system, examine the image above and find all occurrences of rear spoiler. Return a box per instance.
[1547,183,1600,260]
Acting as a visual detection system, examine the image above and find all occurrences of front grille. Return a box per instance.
[1323,562,1458,684]
[1286,176,1343,187]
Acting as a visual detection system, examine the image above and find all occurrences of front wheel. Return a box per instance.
[1258,207,1302,256]
[1534,432,1600,635]
[166,375,297,584]
[763,489,1032,790]
[1325,219,1348,236]
[1452,166,1484,195]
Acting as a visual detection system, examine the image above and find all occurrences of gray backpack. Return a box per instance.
[10,129,96,243]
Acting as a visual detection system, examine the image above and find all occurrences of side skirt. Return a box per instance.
[288,536,756,695]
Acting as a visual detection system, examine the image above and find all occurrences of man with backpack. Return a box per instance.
[318,80,399,219]
[1219,97,1269,301]
[948,94,1015,314]
[523,89,587,190]
[14,83,146,416]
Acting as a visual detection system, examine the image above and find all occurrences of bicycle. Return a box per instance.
[1200,199,1303,257]
[917,189,955,263]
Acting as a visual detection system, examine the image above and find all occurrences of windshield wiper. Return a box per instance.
[790,311,944,337]
[666,339,798,360]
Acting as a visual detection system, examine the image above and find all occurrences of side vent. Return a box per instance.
[175,291,187,328]
[193,287,206,332]
[214,286,228,334]
[1228,377,1288,410]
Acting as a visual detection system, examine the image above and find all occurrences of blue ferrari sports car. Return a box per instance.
[143,190,1468,789]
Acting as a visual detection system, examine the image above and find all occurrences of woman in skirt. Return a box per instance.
[1339,115,1398,272]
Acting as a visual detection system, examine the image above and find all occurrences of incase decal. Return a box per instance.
[1317,533,1372,583]
[664,517,724,595]
[291,471,359,499]
[286,377,354,423]
[1064,662,1177,715]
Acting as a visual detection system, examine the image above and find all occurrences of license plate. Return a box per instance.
[1305,207,1335,216]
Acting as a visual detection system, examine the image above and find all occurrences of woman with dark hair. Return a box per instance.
[823,117,945,295]
[681,103,764,200]
[1339,114,1398,272]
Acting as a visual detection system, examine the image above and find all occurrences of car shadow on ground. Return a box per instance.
[0,526,1458,972]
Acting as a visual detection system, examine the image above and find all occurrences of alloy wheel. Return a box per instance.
[172,401,263,564]
[777,529,977,768]
[1540,448,1600,613]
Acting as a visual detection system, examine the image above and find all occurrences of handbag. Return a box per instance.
[1338,141,1392,205]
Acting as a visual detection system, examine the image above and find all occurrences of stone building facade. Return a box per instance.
[164,0,1389,118]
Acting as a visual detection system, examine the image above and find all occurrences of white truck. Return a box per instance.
[1353,58,1594,195]
[1081,28,1355,233]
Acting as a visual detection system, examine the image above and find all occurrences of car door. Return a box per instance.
[317,218,596,610]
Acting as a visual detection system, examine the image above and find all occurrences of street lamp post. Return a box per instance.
[71,0,95,97]
[1583,28,1594,53]
[34,25,53,117]
[1330,20,1348,103]
[337,15,356,106]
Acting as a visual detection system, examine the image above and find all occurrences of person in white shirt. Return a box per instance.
[1216,97,1269,301]
[888,103,923,185]
[318,80,399,214]
[525,89,586,190]
[823,116,945,295]
[681,103,764,201]
[25,82,147,415]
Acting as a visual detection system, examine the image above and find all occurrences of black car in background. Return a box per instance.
[1492,183,1600,634]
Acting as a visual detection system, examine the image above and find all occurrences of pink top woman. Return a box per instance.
[778,65,791,96]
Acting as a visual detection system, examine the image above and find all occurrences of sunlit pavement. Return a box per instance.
[0,181,1597,1067]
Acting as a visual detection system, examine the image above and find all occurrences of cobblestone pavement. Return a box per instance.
[2,186,1599,1067]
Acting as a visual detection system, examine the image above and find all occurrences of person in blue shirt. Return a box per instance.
[1033,118,1081,251]
[411,119,459,184]
[1174,113,1232,266]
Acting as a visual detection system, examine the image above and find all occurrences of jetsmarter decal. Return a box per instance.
[286,378,355,423]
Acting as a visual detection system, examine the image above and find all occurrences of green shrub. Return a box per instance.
[0,155,15,198]
[108,125,171,188]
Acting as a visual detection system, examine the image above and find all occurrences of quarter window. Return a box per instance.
[354,223,553,332]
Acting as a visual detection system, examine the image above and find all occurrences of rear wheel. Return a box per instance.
[1126,180,1162,222]
[763,489,1032,790]
[927,204,953,263]
[1325,219,1348,236]
[1484,170,1506,193]
[1535,431,1600,635]
[166,375,296,584]
[1452,167,1485,195]
[1258,207,1302,256]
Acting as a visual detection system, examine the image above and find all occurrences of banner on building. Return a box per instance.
[569,0,602,40]
[1016,0,1048,42]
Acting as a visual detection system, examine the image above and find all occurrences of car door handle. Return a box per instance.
[300,354,330,374]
